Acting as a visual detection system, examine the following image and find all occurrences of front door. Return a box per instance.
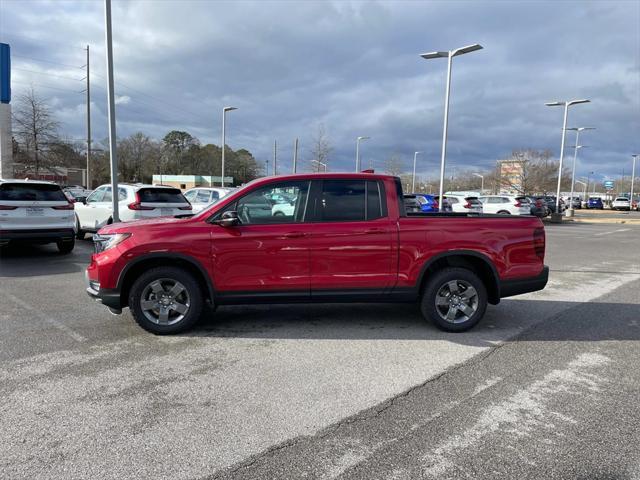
[308,179,396,296]
[210,180,314,300]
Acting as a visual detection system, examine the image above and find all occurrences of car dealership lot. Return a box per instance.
[1,222,640,479]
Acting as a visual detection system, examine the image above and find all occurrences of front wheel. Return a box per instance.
[497,210,510,215]
[420,267,488,332]
[128,266,204,334]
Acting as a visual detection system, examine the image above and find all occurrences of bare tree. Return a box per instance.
[309,124,332,172]
[383,154,404,176]
[12,87,60,175]
[494,149,569,195]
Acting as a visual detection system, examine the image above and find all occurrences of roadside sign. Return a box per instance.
[603,180,614,190]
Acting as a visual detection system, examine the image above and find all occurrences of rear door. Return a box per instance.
[308,179,396,295]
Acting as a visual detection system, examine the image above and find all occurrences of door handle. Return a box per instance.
[365,228,385,234]
[283,232,306,238]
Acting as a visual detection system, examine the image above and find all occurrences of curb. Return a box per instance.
[543,217,640,225]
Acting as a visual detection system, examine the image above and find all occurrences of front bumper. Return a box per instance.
[85,272,123,310]
[500,266,549,299]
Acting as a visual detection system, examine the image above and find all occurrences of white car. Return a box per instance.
[183,187,233,213]
[0,179,76,253]
[611,197,631,211]
[444,195,483,214]
[74,184,191,238]
[478,195,531,215]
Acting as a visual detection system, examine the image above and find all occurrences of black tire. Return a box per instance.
[57,238,75,254]
[75,216,85,240]
[128,266,204,335]
[273,211,285,216]
[420,267,488,332]
[497,210,510,215]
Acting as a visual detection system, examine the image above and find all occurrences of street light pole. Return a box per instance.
[421,44,483,211]
[631,154,638,205]
[355,136,370,171]
[293,138,298,173]
[472,173,484,193]
[221,106,237,187]
[575,180,587,205]
[412,151,421,192]
[565,127,595,216]
[104,0,119,223]
[545,99,590,215]
[311,160,327,172]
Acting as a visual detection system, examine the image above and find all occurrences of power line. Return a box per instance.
[13,67,84,82]
[12,80,83,94]
[12,54,83,69]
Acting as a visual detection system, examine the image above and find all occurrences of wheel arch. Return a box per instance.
[417,250,500,305]
[117,253,215,308]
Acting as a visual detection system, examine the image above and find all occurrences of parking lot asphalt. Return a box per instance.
[1,222,639,479]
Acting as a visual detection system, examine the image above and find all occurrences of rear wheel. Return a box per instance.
[129,266,204,334]
[57,238,75,254]
[420,267,488,332]
[497,210,510,215]
[75,216,85,240]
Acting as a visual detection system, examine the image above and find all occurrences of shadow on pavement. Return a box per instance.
[0,241,93,277]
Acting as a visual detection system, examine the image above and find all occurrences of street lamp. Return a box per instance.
[421,44,483,211]
[575,180,587,205]
[631,154,638,205]
[472,172,484,193]
[412,151,422,192]
[545,99,590,215]
[355,136,370,171]
[311,159,327,172]
[565,127,595,216]
[220,106,237,187]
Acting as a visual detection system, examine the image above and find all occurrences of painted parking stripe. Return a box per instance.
[593,228,631,236]
[1,290,86,342]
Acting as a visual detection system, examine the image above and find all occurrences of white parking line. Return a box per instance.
[593,228,631,236]
[1,290,86,342]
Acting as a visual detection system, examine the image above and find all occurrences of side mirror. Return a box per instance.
[216,210,240,227]
[81,197,88,205]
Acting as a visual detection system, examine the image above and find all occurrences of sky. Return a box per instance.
[1,0,639,183]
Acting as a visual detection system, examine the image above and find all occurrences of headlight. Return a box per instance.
[93,233,131,253]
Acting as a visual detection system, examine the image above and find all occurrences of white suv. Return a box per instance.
[478,195,531,215]
[74,184,191,238]
[444,195,483,214]
[611,197,631,211]
[0,179,76,253]
[183,187,233,213]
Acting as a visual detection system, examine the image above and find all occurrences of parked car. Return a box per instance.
[477,195,531,215]
[587,197,604,209]
[86,173,548,334]
[63,187,92,204]
[527,197,549,218]
[444,195,483,214]
[0,179,76,253]
[407,193,438,212]
[611,197,631,211]
[183,187,233,213]
[74,184,192,238]
[533,196,565,215]
[564,196,582,209]
[432,195,453,212]
[403,195,423,213]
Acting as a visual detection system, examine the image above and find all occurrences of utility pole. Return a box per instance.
[104,0,119,222]
[273,140,277,175]
[293,138,298,173]
[85,45,91,189]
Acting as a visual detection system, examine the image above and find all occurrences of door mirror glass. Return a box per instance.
[217,210,240,227]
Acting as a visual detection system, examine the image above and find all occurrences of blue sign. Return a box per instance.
[0,43,10,104]
[604,180,614,189]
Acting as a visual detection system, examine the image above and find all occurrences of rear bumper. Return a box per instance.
[0,228,74,243]
[500,266,549,299]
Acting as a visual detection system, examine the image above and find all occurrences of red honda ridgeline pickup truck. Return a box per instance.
[86,173,548,334]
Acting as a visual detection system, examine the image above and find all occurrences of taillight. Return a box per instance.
[533,227,545,260]
[128,192,154,210]
[463,202,472,209]
[514,201,522,207]
[178,205,192,211]
[433,199,439,209]
[0,205,18,210]
[52,202,75,210]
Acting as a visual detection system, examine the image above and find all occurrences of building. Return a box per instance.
[497,159,526,194]
[152,174,233,189]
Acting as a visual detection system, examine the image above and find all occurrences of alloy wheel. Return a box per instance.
[140,278,191,326]
[434,279,479,324]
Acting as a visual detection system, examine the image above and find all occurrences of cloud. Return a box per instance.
[0,0,638,182]
[114,95,131,105]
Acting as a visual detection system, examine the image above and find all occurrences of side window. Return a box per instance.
[118,188,128,201]
[210,191,220,201]
[502,197,510,203]
[366,180,385,220]
[233,181,310,225]
[86,187,105,203]
[319,180,366,222]
[184,190,197,202]
[196,190,212,203]
[102,187,113,203]
[448,197,459,204]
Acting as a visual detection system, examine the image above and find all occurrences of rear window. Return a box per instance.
[516,196,530,204]
[137,188,187,203]
[0,183,67,201]
[465,197,481,205]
